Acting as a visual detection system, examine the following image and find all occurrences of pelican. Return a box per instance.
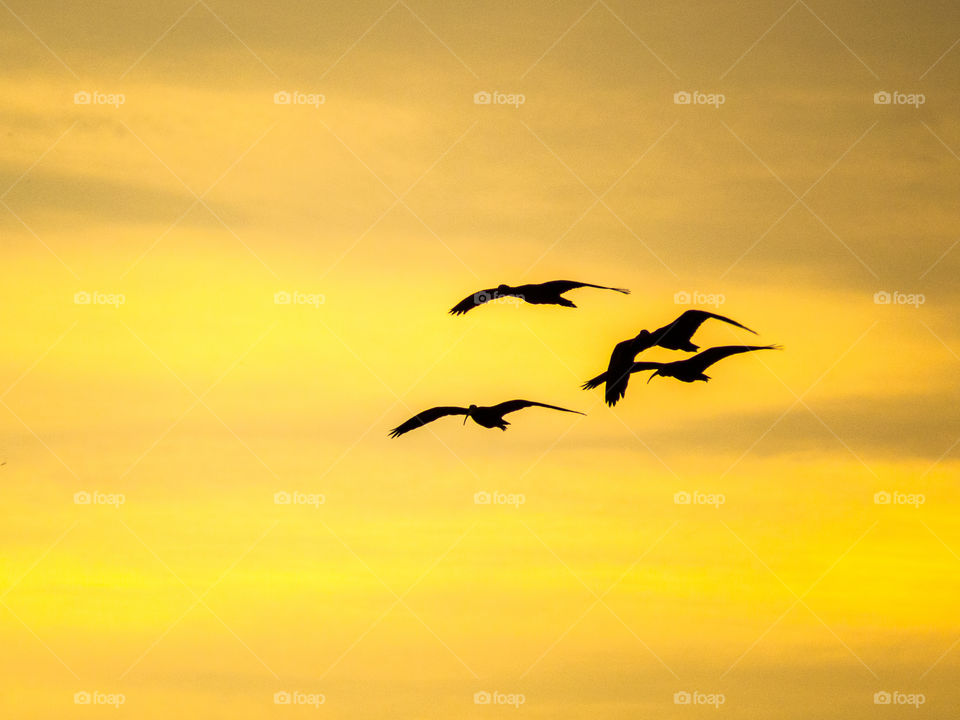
[583,345,781,400]
[599,310,757,406]
[389,400,585,437]
[449,280,629,315]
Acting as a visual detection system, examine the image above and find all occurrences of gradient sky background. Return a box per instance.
[1,0,959,717]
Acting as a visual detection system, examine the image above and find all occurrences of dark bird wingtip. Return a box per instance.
[605,390,625,407]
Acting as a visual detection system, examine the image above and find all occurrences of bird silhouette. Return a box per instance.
[389,400,585,437]
[583,345,780,400]
[449,280,629,315]
[598,310,757,406]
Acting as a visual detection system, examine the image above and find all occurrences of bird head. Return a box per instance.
[635,329,652,347]
[465,404,477,424]
[496,283,510,295]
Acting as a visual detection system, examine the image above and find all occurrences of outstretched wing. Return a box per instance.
[536,280,630,295]
[389,406,468,437]
[652,310,756,344]
[581,371,608,391]
[448,288,499,315]
[604,337,645,406]
[612,362,665,402]
[686,345,780,373]
[491,399,586,416]
[585,358,662,405]
[628,361,665,373]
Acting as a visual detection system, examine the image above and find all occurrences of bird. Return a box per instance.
[584,344,780,391]
[448,280,629,315]
[389,400,585,437]
[583,345,780,398]
[597,310,757,406]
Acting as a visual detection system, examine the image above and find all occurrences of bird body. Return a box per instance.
[584,345,780,397]
[449,280,629,315]
[389,399,584,437]
[600,310,757,405]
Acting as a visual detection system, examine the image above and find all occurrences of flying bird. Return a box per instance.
[389,400,585,437]
[449,280,629,315]
[598,310,757,406]
[583,345,780,399]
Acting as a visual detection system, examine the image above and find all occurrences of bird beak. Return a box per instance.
[646,370,659,384]
[463,414,468,425]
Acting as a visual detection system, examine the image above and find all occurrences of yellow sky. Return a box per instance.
[1,1,959,717]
